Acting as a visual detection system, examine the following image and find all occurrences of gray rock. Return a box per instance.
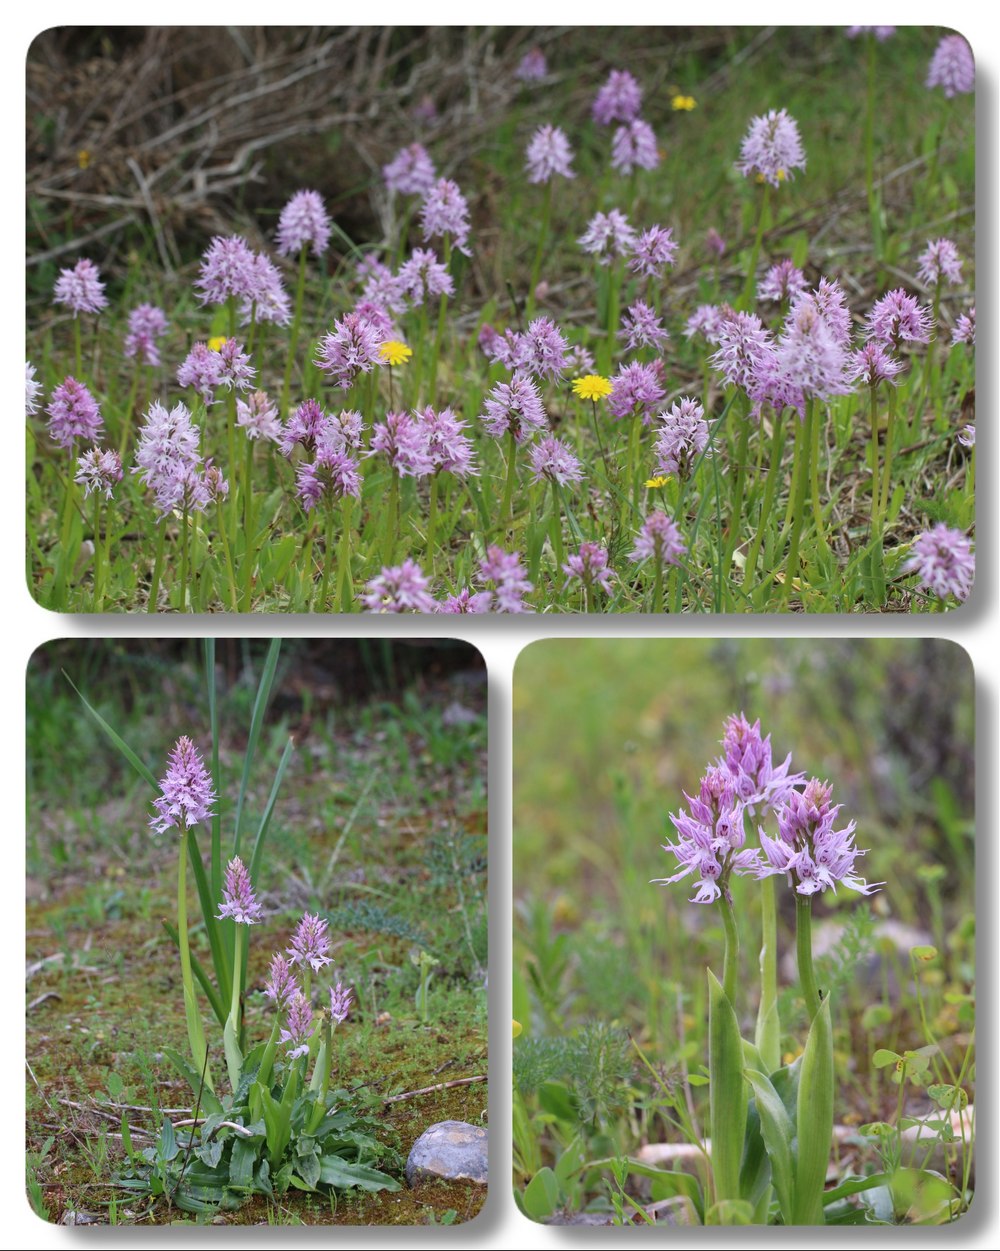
[405,1120,487,1186]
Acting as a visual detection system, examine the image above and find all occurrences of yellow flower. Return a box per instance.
[572,374,613,402]
[207,336,228,353]
[645,475,670,489]
[512,1019,523,1038]
[77,149,91,170]
[671,95,696,112]
[379,340,413,367]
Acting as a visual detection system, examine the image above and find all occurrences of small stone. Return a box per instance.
[405,1120,487,1186]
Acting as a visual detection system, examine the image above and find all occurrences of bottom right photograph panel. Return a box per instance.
[512,638,974,1228]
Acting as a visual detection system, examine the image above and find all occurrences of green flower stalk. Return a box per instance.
[216,855,262,1091]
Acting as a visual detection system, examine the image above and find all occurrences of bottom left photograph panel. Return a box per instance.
[25,637,488,1227]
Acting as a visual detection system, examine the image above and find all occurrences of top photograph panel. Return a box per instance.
[26,26,975,613]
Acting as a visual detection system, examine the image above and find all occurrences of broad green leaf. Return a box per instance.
[928,1083,968,1110]
[705,1198,754,1224]
[794,996,833,1225]
[229,1136,257,1190]
[553,1135,585,1186]
[823,1172,892,1204]
[707,969,747,1210]
[745,1068,794,1223]
[522,1167,561,1222]
[196,1139,224,1169]
[537,1081,578,1125]
[296,1149,321,1191]
[223,1015,244,1096]
[872,1048,900,1068]
[158,1117,178,1162]
[317,1156,402,1192]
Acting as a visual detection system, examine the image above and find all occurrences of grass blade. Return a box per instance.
[232,639,282,857]
[64,671,157,789]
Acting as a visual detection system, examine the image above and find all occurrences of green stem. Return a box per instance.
[807,397,829,553]
[118,366,142,457]
[179,504,190,613]
[869,383,882,538]
[501,432,518,536]
[720,895,739,1008]
[257,1017,282,1091]
[317,499,337,612]
[178,847,213,1091]
[652,560,664,614]
[783,410,810,607]
[427,473,439,569]
[230,926,243,1029]
[527,180,552,319]
[148,517,167,613]
[744,411,785,591]
[337,496,354,612]
[756,876,780,1072]
[548,479,564,574]
[796,894,821,1020]
[216,499,239,612]
[92,492,103,609]
[73,317,82,380]
[741,183,770,308]
[427,238,452,404]
[240,438,255,611]
[723,406,752,599]
[878,384,898,530]
[383,472,399,567]
[282,245,309,412]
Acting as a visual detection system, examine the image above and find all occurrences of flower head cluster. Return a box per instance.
[563,542,616,596]
[719,713,804,813]
[479,546,533,613]
[865,288,934,347]
[653,397,710,479]
[287,913,332,972]
[481,372,547,442]
[133,400,224,517]
[917,237,963,288]
[578,209,636,264]
[514,48,547,81]
[264,954,299,1009]
[383,143,437,196]
[771,288,854,403]
[758,778,881,897]
[53,258,108,316]
[525,124,575,183]
[710,310,775,392]
[736,108,806,186]
[150,736,217,836]
[592,69,642,124]
[241,252,292,325]
[280,993,314,1059]
[653,765,756,904]
[315,311,385,390]
[26,362,42,417]
[611,119,659,173]
[276,189,331,257]
[926,34,974,97]
[295,450,362,511]
[75,447,123,499]
[620,301,669,352]
[705,227,726,259]
[417,406,478,477]
[758,259,807,304]
[124,304,169,366]
[398,248,453,305]
[436,588,494,614]
[420,178,472,255]
[629,511,686,568]
[902,524,974,603]
[529,434,583,487]
[236,390,282,442]
[362,560,436,613]
[951,305,975,346]
[194,235,256,306]
[609,360,666,423]
[850,341,904,388]
[46,377,103,448]
[216,855,263,925]
[329,983,353,1024]
[628,225,678,278]
[371,410,436,478]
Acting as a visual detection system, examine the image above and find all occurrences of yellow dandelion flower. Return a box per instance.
[671,95,697,112]
[572,374,613,401]
[77,148,91,170]
[513,1019,523,1038]
[207,335,228,352]
[379,340,413,367]
[645,475,670,489]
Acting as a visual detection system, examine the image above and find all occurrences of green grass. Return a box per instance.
[26,640,487,1226]
[513,638,974,1223]
[26,26,974,613]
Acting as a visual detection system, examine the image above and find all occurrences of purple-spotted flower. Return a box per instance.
[417,406,478,478]
[480,546,533,613]
[276,189,331,257]
[329,982,353,1024]
[46,377,103,448]
[592,69,642,125]
[241,252,292,326]
[758,778,881,897]
[216,856,263,925]
[371,411,435,478]
[217,338,257,391]
[280,399,327,457]
[26,362,42,417]
[53,258,108,316]
[519,318,570,379]
[917,237,963,288]
[685,304,731,343]
[133,401,201,494]
[608,360,666,422]
[772,291,854,403]
[629,511,686,568]
[653,397,710,480]
[529,434,583,487]
[865,289,934,347]
[926,34,974,98]
[620,301,669,351]
[758,259,807,304]
[578,209,637,264]
[315,311,385,390]
[514,48,547,82]
[951,306,975,345]
[236,391,282,442]
[295,450,363,511]
[150,736,217,836]
[362,560,437,613]
[525,124,575,183]
[563,542,616,596]
[124,304,169,366]
[628,225,678,278]
[719,713,804,814]
[75,447,123,499]
[710,310,776,392]
[610,118,659,173]
[264,953,299,1009]
[177,342,223,404]
[481,372,547,442]
[420,178,472,255]
[280,993,314,1059]
[437,587,494,614]
[736,108,806,186]
[398,247,453,305]
[287,913,332,972]
[850,341,904,387]
[194,234,256,306]
[383,143,437,196]
[902,524,974,603]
